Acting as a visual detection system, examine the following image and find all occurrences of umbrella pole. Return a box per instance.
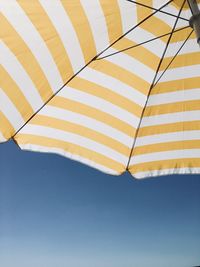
[187,0,200,45]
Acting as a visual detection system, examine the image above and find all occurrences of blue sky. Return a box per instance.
[0,140,200,267]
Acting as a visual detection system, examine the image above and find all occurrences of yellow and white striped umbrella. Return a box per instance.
[0,0,200,178]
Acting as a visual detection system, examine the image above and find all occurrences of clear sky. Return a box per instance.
[0,140,200,267]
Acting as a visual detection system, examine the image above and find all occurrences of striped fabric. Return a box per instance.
[0,0,200,178]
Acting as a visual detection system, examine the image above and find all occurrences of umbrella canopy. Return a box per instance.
[0,0,200,178]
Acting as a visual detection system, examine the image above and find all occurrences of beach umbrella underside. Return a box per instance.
[0,0,200,178]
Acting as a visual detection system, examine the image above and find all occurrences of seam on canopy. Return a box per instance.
[126,0,188,171]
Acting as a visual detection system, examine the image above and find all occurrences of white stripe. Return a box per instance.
[79,67,147,106]
[132,168,200,179]
[153,0,169,9]
[1,1,63,91]
[39,0,85,72]
[19,144,120,175]
[179,37,199,54]
[105,48,155,83]
[0,88,24,131]
[162,4,191,19]
[0,132,6,143]
[147,88,200,106]
[80,0,109,53]
[126,24,197,58]
[117,0,137,33]
[157,3,192,21]
[154,10,176,27]
[19,125,128,164]
[141,110,200,127]
[161,4,178,15]
[59,87,140,128]
[40,105,133,147]
[174,17,189,29]
[130,149,200,165]
[166,37,198,57]
[0,41,44,110]
[135,130,200,147]
[126,28,165,58]
[158,65,200,82]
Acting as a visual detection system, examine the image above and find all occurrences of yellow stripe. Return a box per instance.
[0,66,34,120]
[144,100,200,116]
[0,112,15,139]
[170,28,196,43]
[138,121,200,137]
[49,96,136,136]
[61,0,97,63]
[171,0,188,9]
[143,16,171,41]
[160,52,200,70]
[0,14,53,102]
[90,60,149,95]
[100,0,123,42]
[137,1,152,21]
[137,2,172,39]
[151,77,200,94]
[15,134,125,173]
[113,37,160,70]
[69,77,143,117]
[129,158,200,174]
[18,0,73,83]
[134,140,200,155]
[137,2,192,43]
[30,115,130,156]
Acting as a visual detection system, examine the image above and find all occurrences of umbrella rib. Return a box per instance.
[12,54,100,138]
[11,0,173,138]
[95,0,174,60]
[126,0,187,171]
[187,0,193,13]
[149,0,187,88]
[152,29,194,88]
[96,26,190,60]
[125,0,189,22]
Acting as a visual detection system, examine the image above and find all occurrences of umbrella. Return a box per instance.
[0,0,200,178]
